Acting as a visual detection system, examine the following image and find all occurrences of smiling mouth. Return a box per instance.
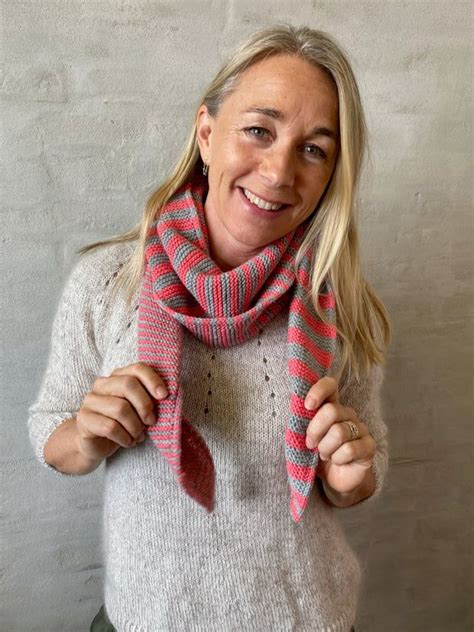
[241,187,288,211]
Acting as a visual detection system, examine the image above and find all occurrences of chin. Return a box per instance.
[232,230,270,250]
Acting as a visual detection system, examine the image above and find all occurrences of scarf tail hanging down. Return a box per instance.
[138,267,216,511]
[137,180,337,523]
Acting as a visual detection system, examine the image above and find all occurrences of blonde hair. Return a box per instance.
[78,24,391,381]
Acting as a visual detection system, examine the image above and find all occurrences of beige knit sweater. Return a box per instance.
[28,242,389,632]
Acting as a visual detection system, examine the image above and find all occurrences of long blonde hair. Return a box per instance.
[78,24,391,381]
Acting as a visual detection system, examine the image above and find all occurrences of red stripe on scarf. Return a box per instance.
[288,327,335,370]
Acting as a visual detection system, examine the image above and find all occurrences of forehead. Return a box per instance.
[224,54,339,120]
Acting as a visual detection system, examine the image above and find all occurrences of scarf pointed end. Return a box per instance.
[202,498,215,513]
[290,501,304,523]
[180,474,216,514]
[190,489,215,514]
[289,489,310,523]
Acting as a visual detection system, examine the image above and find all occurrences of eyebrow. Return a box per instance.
[244,106,338,141]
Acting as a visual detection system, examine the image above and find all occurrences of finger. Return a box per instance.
[317,419,368,459]
[110,362,168,399]
[306,403,357,449]
[77,408,138,449]
[82,392,145,440]
[304,376,339,411]
[93,372,160,426]
[322,434,376,466]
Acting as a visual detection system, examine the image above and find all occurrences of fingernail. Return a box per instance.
[138,432,146,443]
[306,436,316,449]
[145,414,155,426]
[305,398,317,411]
[155,387,168,399]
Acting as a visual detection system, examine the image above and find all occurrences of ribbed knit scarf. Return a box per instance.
[137,178,337,523]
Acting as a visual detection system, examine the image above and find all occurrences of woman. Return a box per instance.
[28,25,390,632]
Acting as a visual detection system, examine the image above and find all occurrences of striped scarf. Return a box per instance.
[138,179,337,523]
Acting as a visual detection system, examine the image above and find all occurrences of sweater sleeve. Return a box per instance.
[27,246,128,476]
[338,363,389,506]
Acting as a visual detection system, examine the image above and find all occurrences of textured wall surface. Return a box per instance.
[2,1,472,631]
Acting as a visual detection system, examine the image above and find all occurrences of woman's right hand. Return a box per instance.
[75,362,168,463]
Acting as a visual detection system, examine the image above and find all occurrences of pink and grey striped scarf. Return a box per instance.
[138,178,337,523]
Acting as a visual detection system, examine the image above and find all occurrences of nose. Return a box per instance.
[259,146,296,188]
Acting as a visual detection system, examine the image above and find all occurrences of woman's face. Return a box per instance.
[196,54,339,270]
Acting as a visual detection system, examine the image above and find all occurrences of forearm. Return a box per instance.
[43,418,103,475]
[321,467,376,508]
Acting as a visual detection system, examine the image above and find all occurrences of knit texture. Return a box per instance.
[28,242,389,632]
[138,180,337,522]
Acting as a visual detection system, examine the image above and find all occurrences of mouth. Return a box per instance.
[239,187,289,212]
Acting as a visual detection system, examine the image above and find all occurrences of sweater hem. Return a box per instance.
[108,606,356,632]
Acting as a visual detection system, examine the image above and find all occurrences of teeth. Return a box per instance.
[243,188,283,211]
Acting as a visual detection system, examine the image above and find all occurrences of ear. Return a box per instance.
[196,104,214,163]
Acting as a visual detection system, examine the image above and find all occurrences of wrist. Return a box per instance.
[322,466,376,508]
[74,431,104,472]
[44,418,103,475]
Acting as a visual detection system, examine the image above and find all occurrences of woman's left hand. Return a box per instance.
[304,376,376,495]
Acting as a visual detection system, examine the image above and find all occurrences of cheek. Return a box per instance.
[303,170,332,205]
[217,139,255,183]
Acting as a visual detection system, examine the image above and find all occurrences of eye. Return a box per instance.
[244,126,270,139]
[302,144,327,160]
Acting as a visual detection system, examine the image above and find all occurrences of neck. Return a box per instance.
[204,203,262,271]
